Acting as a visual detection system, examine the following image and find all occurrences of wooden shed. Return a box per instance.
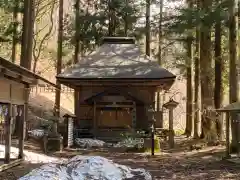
[217,102,240,158]
[57,37,176,140]
[0,57,56,171]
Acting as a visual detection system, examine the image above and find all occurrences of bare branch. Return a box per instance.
[33,0,56,72]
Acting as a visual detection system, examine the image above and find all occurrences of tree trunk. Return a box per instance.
[108,0,114,36]
[54,0,64,119]
[228,0,239,152]
[25,0,35,69]
[185,36,193,137]
[124,0,128,36]
[158,0,163,65]
[74,0,80,116]
[184,0,193,137]
[20,0,31,69]
[193,0,201,138]
[11,0,19,63]
[145,0,150,56]
[199,0,217,142]
[214,5,224,141]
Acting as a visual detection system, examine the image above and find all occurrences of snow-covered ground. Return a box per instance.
[19,156,152,180]
[0,139,152,180]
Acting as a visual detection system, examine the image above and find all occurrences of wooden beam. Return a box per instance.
[18,74,36,84]
[59,79,175,89]
[2,66,51,87]
[4,103,12,164]
[96,104,134,108]
[0,68,6,75]
[0,159,23,172]
[3,74,28,85]
[64,82,171,87]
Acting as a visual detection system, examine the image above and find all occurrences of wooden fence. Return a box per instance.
[30,85,74,93]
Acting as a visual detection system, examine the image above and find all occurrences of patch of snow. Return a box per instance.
[114,138,143,148]
[28,129,45,139]
[19,156,152,180]
[0,145,19,159]
[75,138,105,148]
[19,163,69,180]
[0,145,65,164]
[23,150,65,164]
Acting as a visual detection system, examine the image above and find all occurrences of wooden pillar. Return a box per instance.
[93,101,97,137]
[132,102,136,130]
[156,92,161,128]
[235,113,240,157]
[17,106,24,159]
[63,116,68,147]
[18,84,29,159]
[156,92,160,111]
[226,112,230,157]
[5,103,12,163]
[168,107,174,148]
[74,88,79,118]
[160,92,165,128]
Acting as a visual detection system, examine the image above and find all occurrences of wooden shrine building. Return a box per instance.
[0,57,56,171]
[57,37,176,139]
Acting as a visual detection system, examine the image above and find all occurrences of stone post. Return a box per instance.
[163,99,179,149]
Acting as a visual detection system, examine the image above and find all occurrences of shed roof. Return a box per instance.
[0,57,56,87]
[217,102,240,112]
[57,43,176,80]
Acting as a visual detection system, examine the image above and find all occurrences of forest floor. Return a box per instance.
[0,137,239,180]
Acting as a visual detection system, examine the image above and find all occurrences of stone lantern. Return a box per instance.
[163,99,179,149]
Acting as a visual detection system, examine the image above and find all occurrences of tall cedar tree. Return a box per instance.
[74,0,80,117]
[214,0,224,140]
[156,0,164,128]
[11,0,19,63]
[158,0,163,65]
[193,0,200,139]
[54,0,64,118]
[200,0,217,141]
[145,0,150,56]
[20,0,34,69]
[185,0,193,137]
[228,0,239,152]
